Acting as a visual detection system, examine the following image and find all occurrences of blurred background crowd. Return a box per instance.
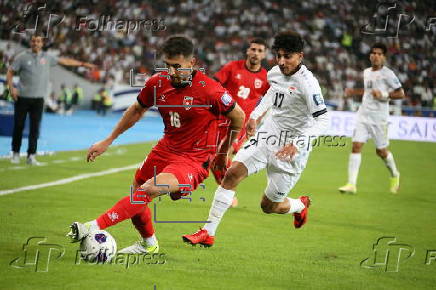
[1,0,435,114]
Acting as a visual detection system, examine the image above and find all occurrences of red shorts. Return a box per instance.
[135,146,209,197]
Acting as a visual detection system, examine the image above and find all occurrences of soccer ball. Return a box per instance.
[80,230,117,263]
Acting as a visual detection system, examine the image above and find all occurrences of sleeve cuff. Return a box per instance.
[312,108,327,118]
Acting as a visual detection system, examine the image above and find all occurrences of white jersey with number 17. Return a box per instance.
[250,65,328,138]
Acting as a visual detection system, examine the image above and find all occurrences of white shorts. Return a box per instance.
[233,137,310,202]
[352,120,389,149]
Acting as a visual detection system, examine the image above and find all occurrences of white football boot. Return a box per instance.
[338,183,357,194]
[118,241,159,254]
[67,222,97,242]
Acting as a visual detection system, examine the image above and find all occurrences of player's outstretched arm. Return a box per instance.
[215,104,245,167]
[58,57,96,69]
[247,86,274,137]
[87,101,148,162]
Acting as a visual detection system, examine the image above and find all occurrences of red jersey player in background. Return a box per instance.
[212,38,269,207]
[67,36,245,254]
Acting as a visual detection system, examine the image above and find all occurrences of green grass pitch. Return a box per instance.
[1,139,435,289]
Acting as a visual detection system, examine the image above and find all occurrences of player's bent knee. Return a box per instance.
[352,142,363,153]
[260,197,275,214]
[261,202,273,214]
[376,148,388,158]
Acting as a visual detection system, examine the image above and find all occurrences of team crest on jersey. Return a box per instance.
[221,92,233,106]
[183,96,194,110]
[235,73,241,79]
[39,58,46,65]
[254,78,262,89]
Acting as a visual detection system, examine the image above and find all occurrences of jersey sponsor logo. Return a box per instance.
[313,94,324,106]
[221,92,233,106]
[160,94,166,102]
[277,192,286,196]
[183,96,193,110]
[187,173,193,182]
[235,73,241,79]
[254,78,263,89]
[289,86,297,91]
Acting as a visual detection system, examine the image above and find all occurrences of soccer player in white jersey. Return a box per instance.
[183,31,329,247]
[339,43,405,194]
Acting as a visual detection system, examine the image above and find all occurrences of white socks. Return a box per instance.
[203,186,235,236]
[348,153,361,185]
[383,152,399,177]
[347,151,399,185]
[144,234,158,246]
[286,197,305,214]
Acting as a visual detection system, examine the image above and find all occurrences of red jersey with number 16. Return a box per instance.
[137,70,236,164]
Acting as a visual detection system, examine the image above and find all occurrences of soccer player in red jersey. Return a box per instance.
[67,36,245,254]
[211,38,269,207]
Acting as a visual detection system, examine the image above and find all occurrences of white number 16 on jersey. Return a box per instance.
[169,111,181,128]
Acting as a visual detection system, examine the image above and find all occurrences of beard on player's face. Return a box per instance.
[249,56,259,65]
[164,54,194,85]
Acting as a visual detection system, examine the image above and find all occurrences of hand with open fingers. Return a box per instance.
[87,139,111,162]
[246,118,257,138]
[275,143,298,162]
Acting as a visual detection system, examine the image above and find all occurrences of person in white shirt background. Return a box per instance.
[339,43,405,195]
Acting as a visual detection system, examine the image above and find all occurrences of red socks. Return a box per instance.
[131,206,155,238]
[96,189,152,230]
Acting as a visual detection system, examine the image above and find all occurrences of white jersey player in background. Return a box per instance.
[183,31,329,247]
[339,43,405,194]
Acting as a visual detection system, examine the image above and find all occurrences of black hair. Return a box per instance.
[371,42,387,55]
[162,36,194,58]
[249,38,268,49]
[272,31,304,53]
[31,31,45,39]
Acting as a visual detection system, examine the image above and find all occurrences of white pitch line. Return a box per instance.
[0,163,139,196]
